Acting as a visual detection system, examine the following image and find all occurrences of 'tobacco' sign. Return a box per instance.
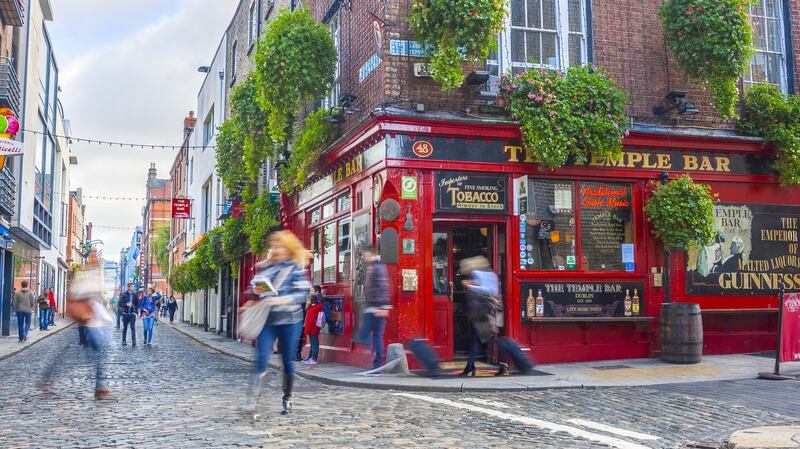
[781,293,800,362]
[171,198,191,219]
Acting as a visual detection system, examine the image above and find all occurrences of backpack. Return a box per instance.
[315,307,326,328]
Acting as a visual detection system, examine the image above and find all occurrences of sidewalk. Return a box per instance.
[0,316,74,361]
[166,321,800,392]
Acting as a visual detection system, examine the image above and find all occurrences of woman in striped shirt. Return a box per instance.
[245,231,311,415]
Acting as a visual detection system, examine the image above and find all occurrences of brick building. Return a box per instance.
[66,188,86,267]
[141,163,172,293]
[168,112,195,300]
[268,0,800,367]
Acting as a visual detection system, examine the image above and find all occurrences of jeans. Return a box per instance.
[168,309,175,323]
[115,310,122,329]
[308,334,319,360]
[16,311,31,341]
[122,314,136,344]
[48,308,55,325]
[39,309,49,330]
[142,316,155,344]
[355,312,387,369]
[467,325,481,364]
[78,325,88,346]
[85,327,110,391]
[254,322,302,382]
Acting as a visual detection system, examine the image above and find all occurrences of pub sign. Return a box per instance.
[435,171,507,214]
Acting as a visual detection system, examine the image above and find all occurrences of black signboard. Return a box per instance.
[322,296,344,336]
[435,171,507,214]
[386,135,776,176]
[686,203,800,295]
[521,281,645,318]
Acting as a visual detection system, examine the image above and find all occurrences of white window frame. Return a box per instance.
[323,13,341,110]
[248,1,257,48]
[203,107,214,147]
[744,0,788,92]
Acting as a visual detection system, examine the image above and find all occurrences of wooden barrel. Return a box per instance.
[660,303,703,364]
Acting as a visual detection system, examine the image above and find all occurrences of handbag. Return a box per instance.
[66,299,95,323]
[238,266,294,339]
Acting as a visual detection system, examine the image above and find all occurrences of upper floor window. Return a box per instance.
[248,2,257,47]
[230,41,238,81]
[744,0,788,91]
[203,107,214,146]
[323,13,341,110]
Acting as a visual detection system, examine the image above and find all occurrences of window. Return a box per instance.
[521,179,635,272]
[744,0,788,91]
[337,192,351,213]
[494,0,588,74]
[189,157,194,184]
[312,228,322,284]
[230,41,237,80]
[322,201,335,219]
[203,107,214,146]
[323,223,336,282]
[337,218,351,282]
[201,179,212,232]
[248,2,257,47]
[323,13,341,109]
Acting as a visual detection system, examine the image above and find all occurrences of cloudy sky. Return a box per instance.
[49,0,237,261]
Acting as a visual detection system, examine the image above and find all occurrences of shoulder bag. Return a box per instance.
[238,266,294,340]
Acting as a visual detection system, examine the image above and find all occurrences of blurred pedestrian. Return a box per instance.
[118,283,139,346]
[37,289,50,331]
[241,231,310,415]
[12,281,35,342]
[167,295,178,323]
[140,287,159,345]
[114,295,122,329]
[458,256,505,377]
[302,291,324,365]
[47,288,57,327]
[353,245,391,370]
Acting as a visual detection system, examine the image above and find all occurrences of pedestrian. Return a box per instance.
[66,263,113,399]
[48,288,57,327]
[167,295,178,323]
[114,295,122,329]
[242,230,311,415]
[118,282,139,346]
[37,289,50,331]
[302,291,324,365]
[140,287,159,345]
[353,245,391,370]
[458,256,505,377]
[12,281,35,342]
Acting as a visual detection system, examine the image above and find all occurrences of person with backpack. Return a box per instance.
[302,293,325,365]
[37,289,50,331]
[12,281,35,342]
[353,245,391,370]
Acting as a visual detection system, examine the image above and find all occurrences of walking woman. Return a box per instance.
[140,288,159,346]
[459,256,503,377]
[167,295,178,323]
[243,231,310,415]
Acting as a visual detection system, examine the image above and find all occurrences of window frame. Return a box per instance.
[248,1,257,49]
[203,107,215,147]
[744,0,790,92]
[306,189,354,286]
[323,12,341,110]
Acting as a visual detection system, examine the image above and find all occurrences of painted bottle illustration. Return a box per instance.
[632,289,640,316]
[526,289,536,319]
[624,289,632,316]
[535,289,545,317]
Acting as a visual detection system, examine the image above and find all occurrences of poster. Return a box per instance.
[435,171,507,214]
[322,296,345,336]
[521,281,644,318]
[781,293,800,362]
[686,204,800,295]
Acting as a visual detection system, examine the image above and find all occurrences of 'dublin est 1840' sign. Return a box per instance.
[435,171,507,214]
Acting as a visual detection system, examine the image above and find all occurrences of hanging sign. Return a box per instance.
[780,293,800,362]
[0,138,23,156]
[171,198,191,219]
[435,171,507,214]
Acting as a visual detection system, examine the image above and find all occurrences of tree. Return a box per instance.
[152,224,171,277]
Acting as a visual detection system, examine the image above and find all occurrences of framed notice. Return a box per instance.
[435,171,507,214]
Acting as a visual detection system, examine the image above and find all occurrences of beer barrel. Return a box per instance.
[659,303,703,364]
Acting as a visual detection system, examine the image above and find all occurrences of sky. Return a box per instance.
[48,0,238,261]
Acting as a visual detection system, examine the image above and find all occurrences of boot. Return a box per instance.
[495,362,510,376]
[281,374,294,415]
[459,361,476,377]
[246,372,265,413]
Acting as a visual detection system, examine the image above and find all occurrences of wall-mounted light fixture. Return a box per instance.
[653,90,699,116]
[197,66,211,73]
[322,93,359,124]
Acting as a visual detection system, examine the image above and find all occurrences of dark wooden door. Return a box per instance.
[431,229,453,360]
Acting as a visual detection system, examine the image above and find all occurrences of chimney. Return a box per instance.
[147,162,157,187]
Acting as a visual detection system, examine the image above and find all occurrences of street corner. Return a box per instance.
[727,426,800,448]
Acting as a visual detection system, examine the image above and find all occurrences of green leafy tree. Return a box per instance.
[244,194,280,256]
[221,217,248,277]
[152,224,171,278]
[280,109,338,193]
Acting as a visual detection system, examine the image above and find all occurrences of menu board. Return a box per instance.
[521,281,645,318]
[579,183,633,271]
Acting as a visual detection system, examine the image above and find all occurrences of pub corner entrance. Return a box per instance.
[431,223,506,360]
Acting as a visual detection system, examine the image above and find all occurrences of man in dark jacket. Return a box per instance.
[12,281,35,342]
[117,283,139,346]
[353,246,391,370]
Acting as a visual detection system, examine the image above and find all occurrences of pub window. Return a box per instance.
[337,192,351,214]
[323,222,336,282]
[337,218,351,282]
[744,0,788,91]
[310,209,321,226]
[312,228,322,285]
[578,182,633,271]
[322,201,335,219]
[523,179,576,270]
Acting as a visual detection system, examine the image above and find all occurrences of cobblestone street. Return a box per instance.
[1,324,798,449]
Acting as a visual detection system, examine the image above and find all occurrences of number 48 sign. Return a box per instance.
[401,176,418,200]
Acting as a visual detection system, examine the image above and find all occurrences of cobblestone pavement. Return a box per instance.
[0,324,797,449]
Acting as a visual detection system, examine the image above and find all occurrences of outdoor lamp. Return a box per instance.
[653,90,699,116]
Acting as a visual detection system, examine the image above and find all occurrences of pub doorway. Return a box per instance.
[432,223,506,359]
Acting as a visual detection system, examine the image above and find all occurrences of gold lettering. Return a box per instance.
[627,152,643,168]
[524,147,536,163]
[504,145,523,163]
[589,154,604,167]
[657,154,672,169]
[699,156,713,171]
[683,155,699,170]
[715,156,730,172]
[641,153,658,169]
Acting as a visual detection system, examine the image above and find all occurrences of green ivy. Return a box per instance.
[169,262,194,294]
[499,66,629,168]
[255,7,337,142]
[215,119,247,195]
[280,109,337,193]
[659,0,752,119]
[410,0,506,92]
[739,84,800,186]
[189,235,219,290]
[221,217,248,277]
[152,224,171,279]
[244,193,280,256]
[645,175,717,250]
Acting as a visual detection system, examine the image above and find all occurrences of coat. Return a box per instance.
[304,302,324,336]
[12,289,35,313]
[48,291,57,312]
[37,292,50,310]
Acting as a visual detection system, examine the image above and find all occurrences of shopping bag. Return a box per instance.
[239,300,271,340]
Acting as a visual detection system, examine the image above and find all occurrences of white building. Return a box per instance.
[183,36,227,331]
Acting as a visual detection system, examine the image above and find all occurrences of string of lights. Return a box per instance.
[91,225,138,230]
[21,128,215,150]
[52,191,149,201]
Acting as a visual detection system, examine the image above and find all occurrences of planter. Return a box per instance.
[659,302,703,364]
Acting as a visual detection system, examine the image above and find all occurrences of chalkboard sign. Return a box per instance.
[435,171,507,214]
[579,182,633,271]
[521,281,645,318]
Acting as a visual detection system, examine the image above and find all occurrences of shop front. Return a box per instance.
[286,112,795,367]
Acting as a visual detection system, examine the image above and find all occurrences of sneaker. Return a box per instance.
[132,343,137,347]
[122,341,127,346]
[305,359,318,365]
